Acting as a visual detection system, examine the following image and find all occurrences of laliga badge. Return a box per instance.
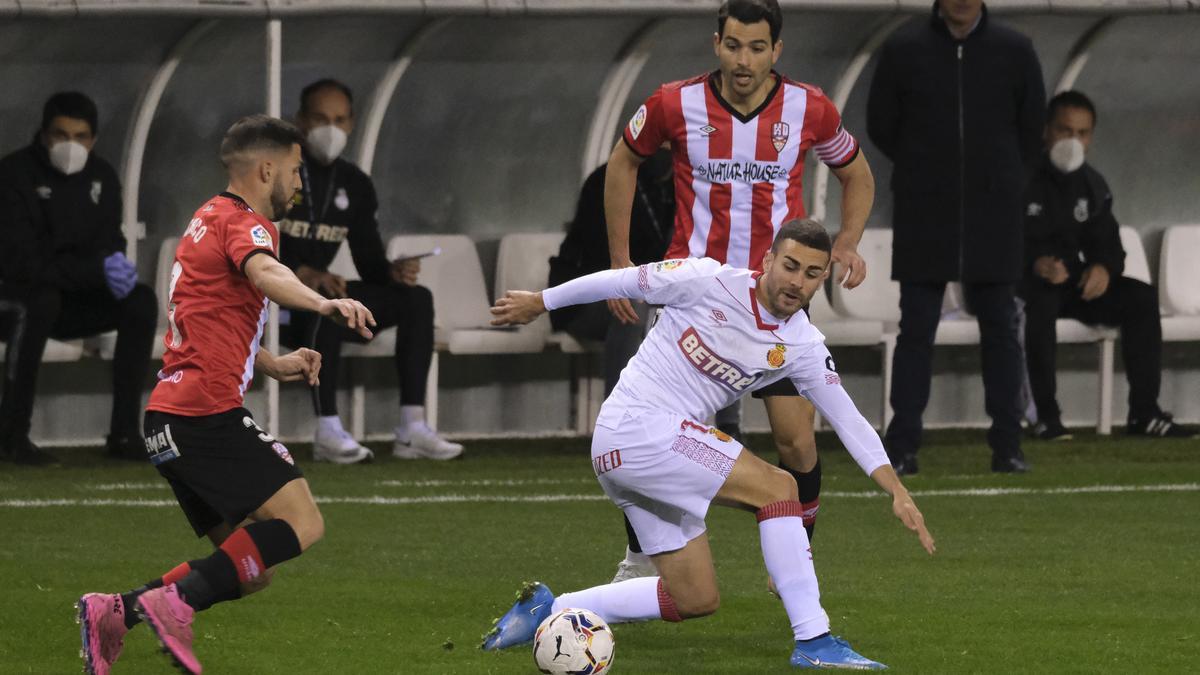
[250,224,273,248]
[767,344,787,368]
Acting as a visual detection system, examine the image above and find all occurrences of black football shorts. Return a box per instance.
[143,408,304,537]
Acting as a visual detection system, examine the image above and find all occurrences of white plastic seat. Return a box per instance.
[1157,225,1200,343]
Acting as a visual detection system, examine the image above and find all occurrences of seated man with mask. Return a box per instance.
[1021,91,1195,440]
[0,91,157,464]
[279,79,461,463]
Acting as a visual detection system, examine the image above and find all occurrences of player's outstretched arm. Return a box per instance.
[869,464,936,556]
[255,347,321,385]
[244,253,376,338]
[603,140,645,325]
[490,290,545,326]
[829,152,875,289]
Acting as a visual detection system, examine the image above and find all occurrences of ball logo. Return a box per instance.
[767,344,787,368]
[628,105,648,140]
[250,224,273,249]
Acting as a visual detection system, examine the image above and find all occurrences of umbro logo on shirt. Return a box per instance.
[700,124,718,137]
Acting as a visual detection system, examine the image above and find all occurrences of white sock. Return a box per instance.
[317,415,345,435]
[400,405,425,429]
[550,577,664,624]
[623,547,652,567]
[758,503,830,640]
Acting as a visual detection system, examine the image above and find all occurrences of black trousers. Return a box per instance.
[1022,276,1162,424]
[0,283,157,442]
[286,280,434,416]
[885,282,1023,461]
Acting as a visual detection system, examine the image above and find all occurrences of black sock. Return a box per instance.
[623,514,642,554]
[120,580,162,629]
[176,519,303,612]
[779,459,822,541]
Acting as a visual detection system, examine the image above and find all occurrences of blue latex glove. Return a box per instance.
[103,251,138,299]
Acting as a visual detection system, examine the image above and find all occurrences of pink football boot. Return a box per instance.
[137,584,202,674]
[76,593,129,675]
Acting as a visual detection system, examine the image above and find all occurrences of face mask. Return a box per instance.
[49,140,89,175]
[1049,137,1085,174]
[305,125,347,165]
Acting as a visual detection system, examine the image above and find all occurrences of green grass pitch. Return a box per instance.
[1,429,1197,673]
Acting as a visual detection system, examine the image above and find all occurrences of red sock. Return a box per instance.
[161,561,192,586]
[657,579,682,622]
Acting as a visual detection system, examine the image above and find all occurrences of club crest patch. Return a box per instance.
[767,344,787,368]
[90,180,102,205]
[1074,198,1089,223]
[272,442,295,465]
[334,187,349,211]
[250,224,273,248]
[628,105,648,140]
[771,122,790,153]
[654,260,685,272]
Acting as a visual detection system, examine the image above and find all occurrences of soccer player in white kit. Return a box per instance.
[482,220,934,669]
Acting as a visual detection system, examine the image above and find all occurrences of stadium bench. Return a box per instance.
[1156,224,1200,343]
[831,228,1119,432]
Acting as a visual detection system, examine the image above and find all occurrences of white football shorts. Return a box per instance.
[591,408,744,556]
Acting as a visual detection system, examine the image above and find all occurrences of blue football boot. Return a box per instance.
[790,634,887,669]
[480,581,555,651]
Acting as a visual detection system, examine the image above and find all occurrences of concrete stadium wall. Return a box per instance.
[1,5,1197,443]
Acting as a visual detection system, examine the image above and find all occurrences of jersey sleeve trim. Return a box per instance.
[238,248,277,276]
[621,134,653,159]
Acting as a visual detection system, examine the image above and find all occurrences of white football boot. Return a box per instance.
[313,424,374,464]
[393,424,463,460]
[610,547,656,583]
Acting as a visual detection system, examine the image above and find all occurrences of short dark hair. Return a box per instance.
[300,78,354,116]
[718,0,783,44]
[219,114,305,168]
[42,92,98,136]
[771,218,831,255]
[1048,90,1097,126]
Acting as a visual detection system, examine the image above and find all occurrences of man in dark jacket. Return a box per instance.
[548,150,673,395]
[0,92,157,464]
[867,0,1045,474]
[1023,91,1195,441]
[280,79,461,464]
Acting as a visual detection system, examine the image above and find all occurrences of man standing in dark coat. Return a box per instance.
[867,0,1045,474]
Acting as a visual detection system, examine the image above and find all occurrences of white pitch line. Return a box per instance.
[0,483,1196,509]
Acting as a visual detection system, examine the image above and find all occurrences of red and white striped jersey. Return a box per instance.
[623,71,858,270]
[147,193,278,417]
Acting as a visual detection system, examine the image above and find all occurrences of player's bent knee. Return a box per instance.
[766,466,799,502]
[287,508,325,551]
[676,589,720,619]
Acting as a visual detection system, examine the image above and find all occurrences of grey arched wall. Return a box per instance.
[1,7,1197,443]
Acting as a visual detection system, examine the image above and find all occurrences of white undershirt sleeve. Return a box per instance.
[799,383,890,476]
[541,268,644,311]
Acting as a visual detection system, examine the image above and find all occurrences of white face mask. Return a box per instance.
[305,125,347,165]
[1049,137,1085,174]
[49,140,89,176]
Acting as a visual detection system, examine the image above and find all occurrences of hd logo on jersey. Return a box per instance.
[250,224,273,249]
[771,122,790,153]
[629,105,648,140]
[677,327,761,392]
[767,344,787,368]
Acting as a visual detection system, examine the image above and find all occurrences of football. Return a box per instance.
[532,608,616,674]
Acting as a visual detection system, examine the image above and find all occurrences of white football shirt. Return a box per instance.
[542,258,888,476]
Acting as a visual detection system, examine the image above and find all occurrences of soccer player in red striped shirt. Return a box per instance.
[76,115,375,675]
[604,0,876,581]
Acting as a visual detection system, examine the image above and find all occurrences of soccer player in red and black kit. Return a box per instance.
[75,115,375,675]
[604,0,876,581]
